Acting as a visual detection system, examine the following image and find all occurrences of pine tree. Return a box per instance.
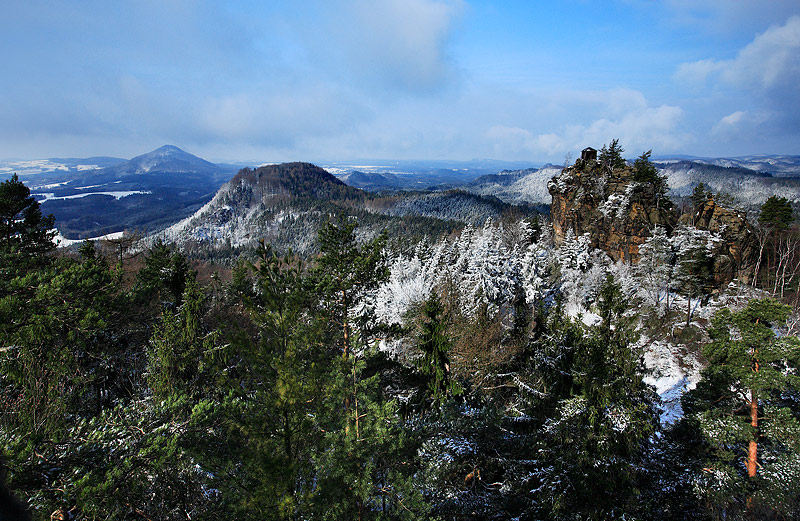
[682,299,800,519]
[0,174,55,295]
[599,139,626,173]
[221,240,327,518]
[314,217,389,358]
[758,195,793,230]
[0,174,55,262]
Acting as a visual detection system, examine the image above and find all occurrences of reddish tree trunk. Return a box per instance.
[747,388,758,478]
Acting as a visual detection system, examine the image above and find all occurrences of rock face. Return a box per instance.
[679,196,757,285]
[548,159,677,263]
[549,156,757,284]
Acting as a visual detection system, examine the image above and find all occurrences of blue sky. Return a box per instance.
[1,0,798,162]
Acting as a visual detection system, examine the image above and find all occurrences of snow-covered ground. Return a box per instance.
[34,190,151,202]
[53,230,125,247]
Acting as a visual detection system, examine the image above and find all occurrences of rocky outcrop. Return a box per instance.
[549,156,757,285]
[548,159,676,263]
[679,196,756,285]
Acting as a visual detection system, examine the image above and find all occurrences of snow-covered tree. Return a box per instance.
[637,226,674,311]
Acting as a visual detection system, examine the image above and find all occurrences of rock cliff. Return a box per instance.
[679,196,756,285]
[549,155,756,284]
[548,158,676,263]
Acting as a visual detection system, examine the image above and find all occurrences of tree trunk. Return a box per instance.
[747,388,758,478]
[686,296,691,327]
[342,289,350,359]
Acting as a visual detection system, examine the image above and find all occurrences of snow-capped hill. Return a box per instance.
[99,145,222,178]
[467,165,563,205]
[228,162,359,200]
[129,145,217,173]
[157,162,365,253]
[692,155,800,177]
[24,145,237,240]
[657,161,800,206]
[156,162,539,255]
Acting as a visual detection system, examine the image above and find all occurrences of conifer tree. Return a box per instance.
[415,293,460,407]
[221,241,327,518]
[0,174,55,262]
[682,298,800,519]
[758,195,793,230]
[691,183,711,212]
[134,239,193,309]
[314,217,389,358]
[148,276,213,399]
[533,275,658,520]
[599,139,626,172]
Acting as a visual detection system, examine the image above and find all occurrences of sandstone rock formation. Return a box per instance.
[549,155,756,285]
[679,195,757,285]
[548,158,676,263]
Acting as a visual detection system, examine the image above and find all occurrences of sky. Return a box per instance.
[1,0,799,163]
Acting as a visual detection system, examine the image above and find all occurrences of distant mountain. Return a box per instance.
[693,155,800,178]
[70,144,230,188]
[228,162,360,200]
[465,165,564,206]
[653,155,800,177]
[656,160,800,206]
[26,145,238,239]
[462,159,800,210]
[159,162,535,257]
[328,159,542,192]
[336,171,407,191]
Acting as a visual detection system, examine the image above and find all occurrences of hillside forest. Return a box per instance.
[2,143,800,521]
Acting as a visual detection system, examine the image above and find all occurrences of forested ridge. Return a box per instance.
[2,146,800,521]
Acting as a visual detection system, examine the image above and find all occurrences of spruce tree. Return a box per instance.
[415,293,460,407]
[533,275,658,520]
[599,139,626,172]
[691,183,710,212]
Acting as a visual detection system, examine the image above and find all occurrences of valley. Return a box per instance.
[3,143,800,520]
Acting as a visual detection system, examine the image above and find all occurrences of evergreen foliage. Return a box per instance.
[0,174,55,288]
[758,195,794,229]
[672,227,715,325]
[682,299,800,520]
[691,183,711,210]
[532,275,658,520]
[415,293,461,407]
[599,139,626,172]
[134,239,194,308]
[5,161,800,520]
[633,150,672,209]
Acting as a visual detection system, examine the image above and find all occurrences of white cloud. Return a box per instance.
[711,110,770,137]
[308,0,464,93]
[674,59,725,85]
[485,89,684,159]
[677,15,800,112]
